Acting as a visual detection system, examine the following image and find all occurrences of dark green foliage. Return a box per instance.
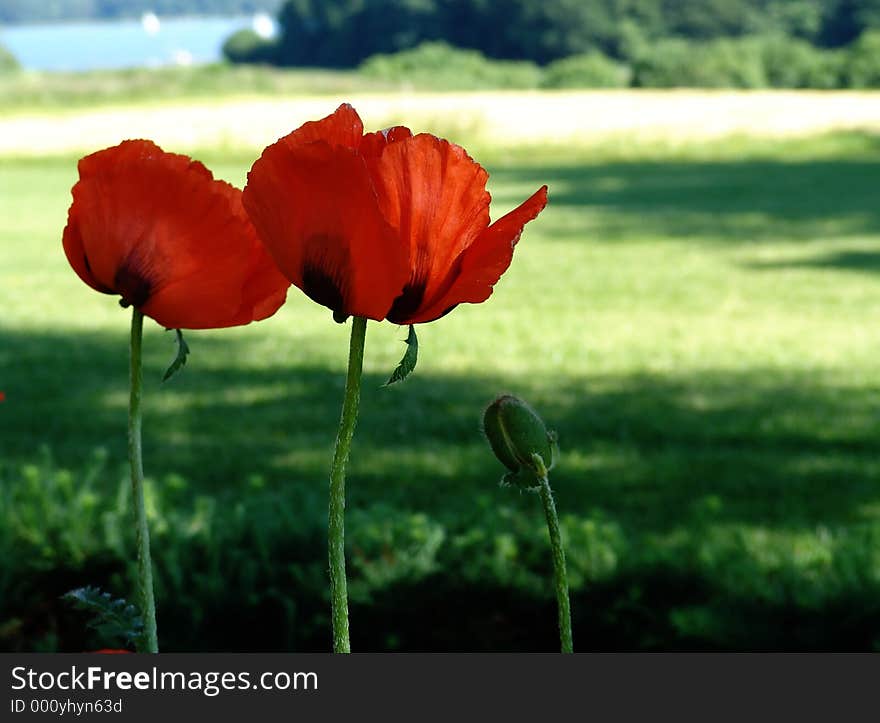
[660,0,759,39]
[628,34,849,89]
[264,0,880,70]
[843,30,880,87]
[355,31,866,89]
[63,587,143,650]
[357,32,879,89]
[818,0,880,46]
[759,0,824,39]
[221,28,278,65]
[162,329,190,383]
[476,0,625,64]
[542,52,631,88]
[384,326,418,387]
[631,37,766,88]
[359,41,541,90]
[276,0,432,68]
[0,42,18,73]
[758,35,845,88]
[275,0,670,67]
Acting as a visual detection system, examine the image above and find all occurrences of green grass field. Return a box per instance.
[3,127,880,651]
[0,65,391,114]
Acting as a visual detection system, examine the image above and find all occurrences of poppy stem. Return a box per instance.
[534,458,573,653]
[128,309,158,653]
[327,315,367,653]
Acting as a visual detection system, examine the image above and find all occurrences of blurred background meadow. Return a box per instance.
[2,0,880,652]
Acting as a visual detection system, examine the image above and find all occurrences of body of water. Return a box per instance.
[0,14,277,72]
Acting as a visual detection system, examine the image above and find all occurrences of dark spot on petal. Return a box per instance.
[82,252,114,294]
[302,263,346,320]
[114,263,153,309]
[387,279,427,324]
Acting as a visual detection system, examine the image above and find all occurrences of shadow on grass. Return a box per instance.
[747,249,880,274]
[3,327,880,650]
[3,327,880,528]
[356,568,880,652]
[491,154,880,243]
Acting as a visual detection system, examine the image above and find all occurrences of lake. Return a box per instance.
[0,15,278,72]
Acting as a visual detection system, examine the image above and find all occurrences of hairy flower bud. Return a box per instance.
[482,394,558,490]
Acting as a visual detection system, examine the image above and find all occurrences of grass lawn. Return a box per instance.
[2,129,880,651]
[0,65,390,114]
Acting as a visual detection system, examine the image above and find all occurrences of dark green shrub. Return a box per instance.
[758,35,844,88]
[277,0,443,68]
[359,41,541,90]
[631,35,851,90]
[0,42,19,73]
[222,28,278,65]
[844,30,880,87]
[693,38,768,88]
[542,51,632,88]
[274,0,659,67]
[633,38,766,88]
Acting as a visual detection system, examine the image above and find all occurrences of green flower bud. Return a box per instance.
[482,394,558,490]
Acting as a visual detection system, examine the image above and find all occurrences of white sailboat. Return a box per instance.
[252,12,276,39]
[141,12,161,36]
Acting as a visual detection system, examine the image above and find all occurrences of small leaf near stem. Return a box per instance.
[162,329,190,382]
[383,325,418,386]
[63,586,144,650]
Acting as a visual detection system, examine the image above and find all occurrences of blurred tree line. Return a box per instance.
[217,0,880,88]
[0,0,281,23]
[249,0,880,67]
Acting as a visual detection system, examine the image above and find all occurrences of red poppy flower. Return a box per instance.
[242,104,547,324]
[63,140,289,329]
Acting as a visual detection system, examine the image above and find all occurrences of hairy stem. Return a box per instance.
[129,309,158,653]
[538,472,573,653]
[327,315,368,653]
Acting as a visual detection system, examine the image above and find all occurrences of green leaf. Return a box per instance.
[162,329,190,382]
[384,325,418,386]
[63,586,144,649]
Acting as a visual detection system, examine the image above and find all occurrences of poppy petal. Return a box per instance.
[367,134,491,324]
[65,140,183,296]
[240,245,293,324]
[62,213,113,295]
[64,139,289,329]
[280,102,365,150]
[359,125,413,159]
[204,176,291,324]
[402,185,548,324]
[244,138,408,321]
[143,178,289,329]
